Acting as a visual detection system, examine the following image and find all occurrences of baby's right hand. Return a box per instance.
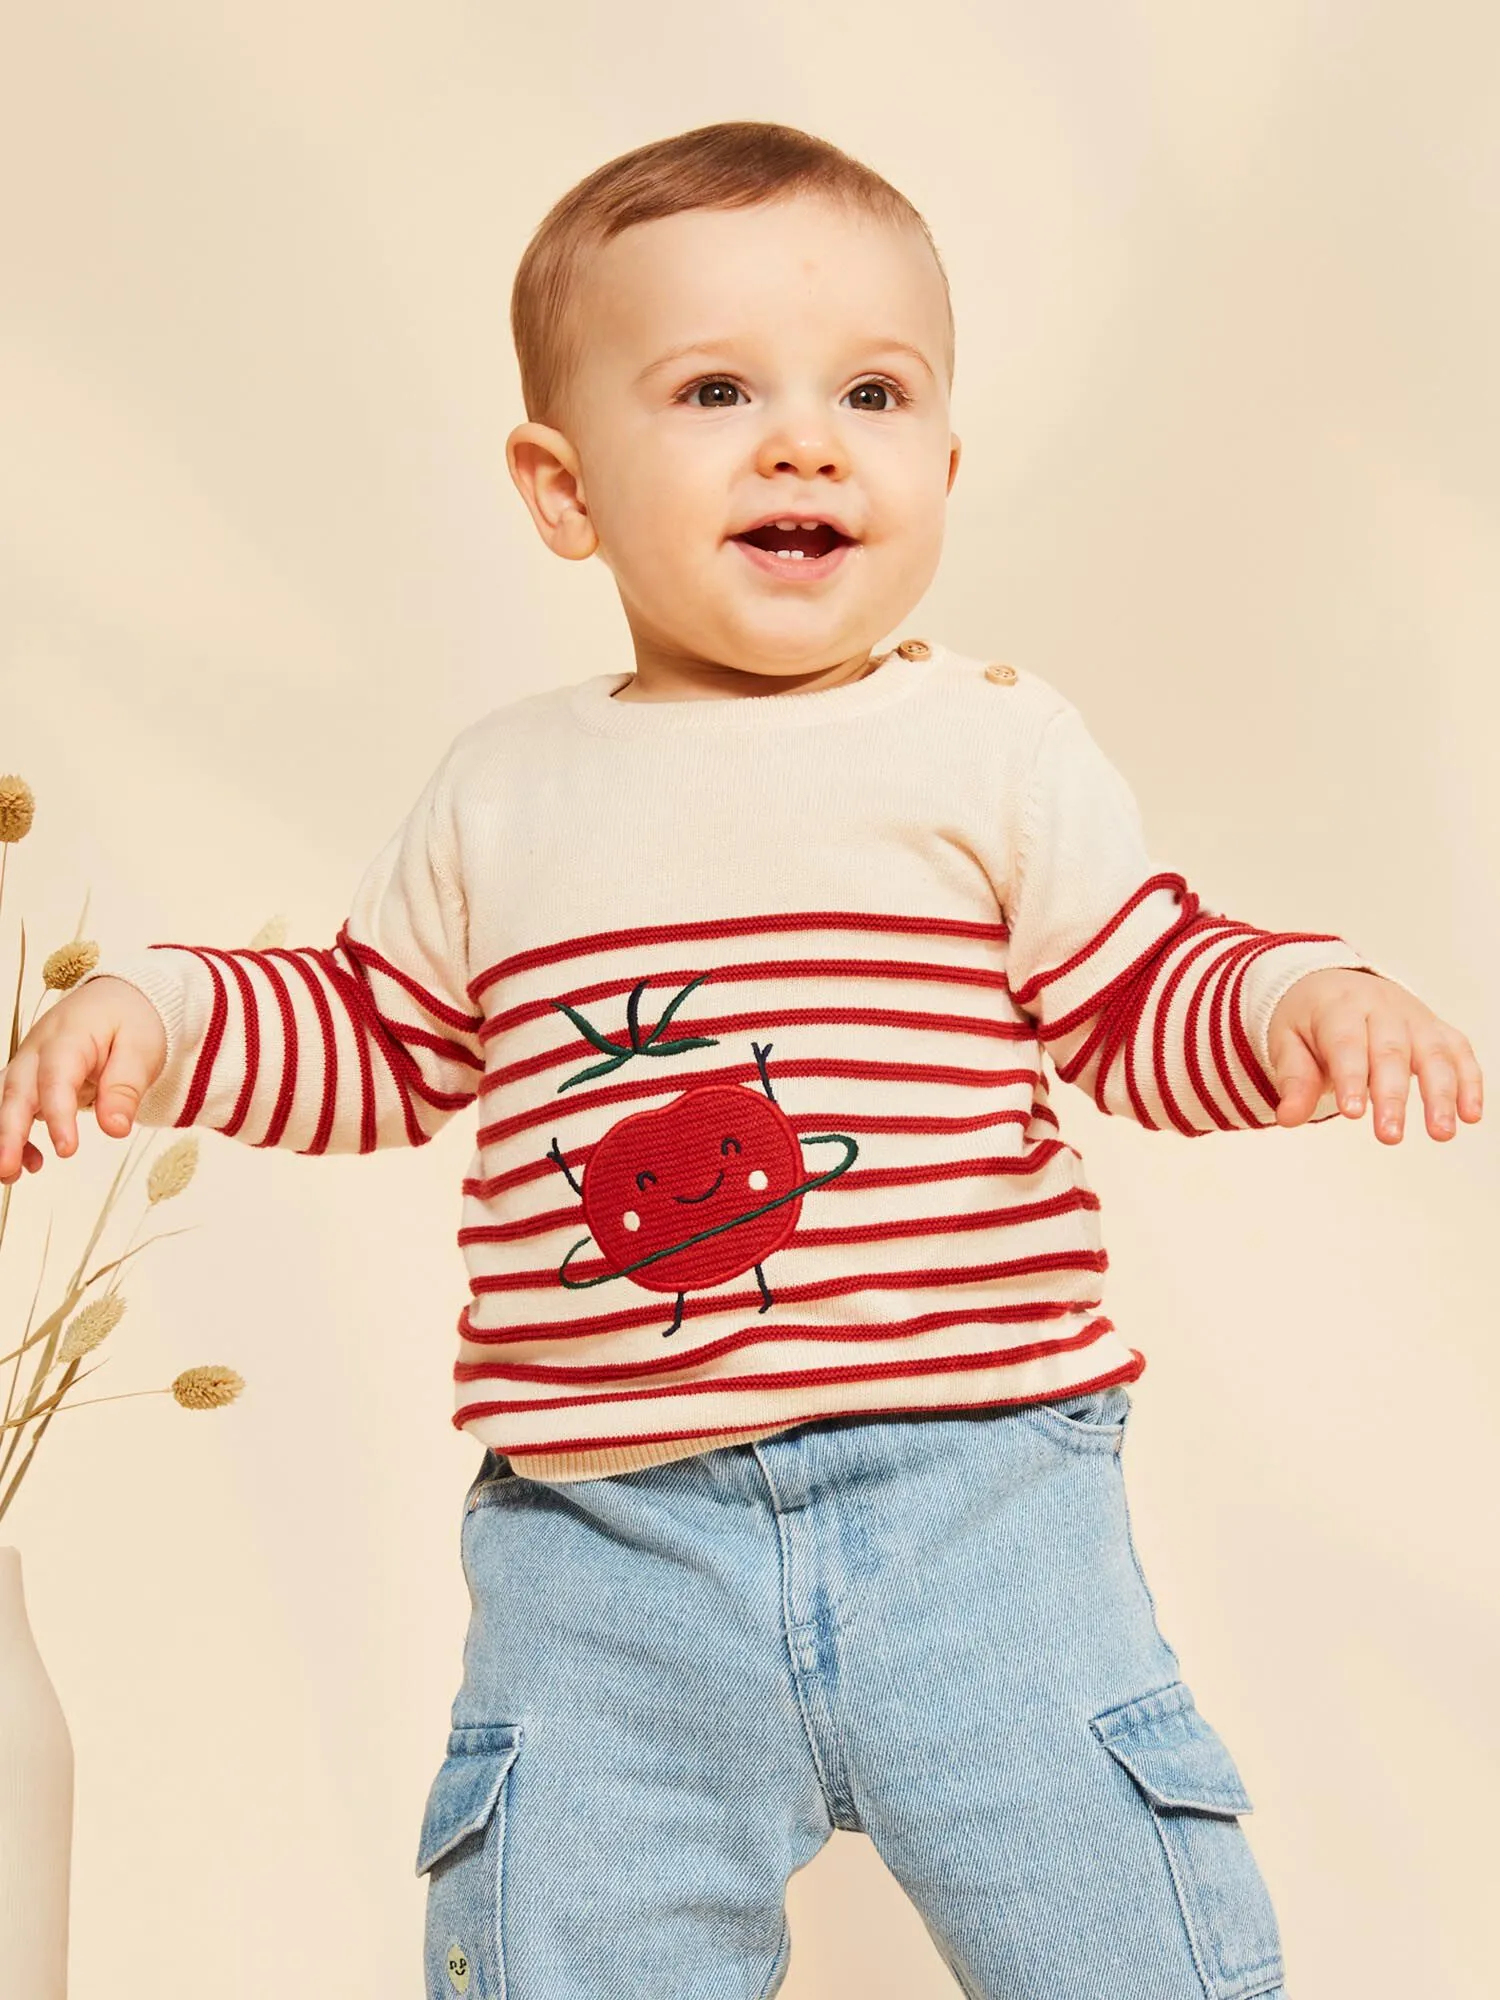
[0,978,168,1185]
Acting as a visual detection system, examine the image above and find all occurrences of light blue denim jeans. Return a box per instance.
[415,1384,1287,1999]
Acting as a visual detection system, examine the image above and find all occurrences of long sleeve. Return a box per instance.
[1003,698,1402,1133]
[75,755,486,1153]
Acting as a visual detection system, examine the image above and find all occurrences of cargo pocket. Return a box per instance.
[1090,1681,1283,2000]
[414,1723,524,1998]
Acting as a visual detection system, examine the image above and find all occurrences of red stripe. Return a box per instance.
[1203,940,1261,1124]
[491,1002,1020,1088]
[305,946,385,1149]
[317,940,479,1147]
[467,1244,1106,1320]
[1227,941,1283,1107]
[456,1297,1107,1385]
[1152,927,1267,1130]
[1184,920,1248,1128]
[463,1184,1096,1256]
[470,1104,1056,1192]
[462,1144,1080,1232]
[461,1135,1073,1206]
[1010,873,1192,1015]
[481,1048,1026,1107]
[181,952,262,1144]
[1182,927,1314,1125]
[1016,884,1351,1135]
[480,955,1017,1038]
[274,950,342,1151]
[172,949,231,1129]
[477,1054,1039,1144]
[464,1288,1112,1352]
[475,909,1009,990]
[150,938,478,1152]
[242,951,300,1144]
[337,922,485,1039]
[453,1317,1124,1422]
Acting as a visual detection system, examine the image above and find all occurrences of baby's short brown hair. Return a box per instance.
[510,119,954,432]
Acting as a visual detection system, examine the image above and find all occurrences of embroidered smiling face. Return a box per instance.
[582,1083,805,1292]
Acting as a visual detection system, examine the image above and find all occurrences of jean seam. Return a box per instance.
[1154,1796,1285,1999]
[746,1442,843,1836]
[1115,1454,1184,1677]
[752,1912,792,2000]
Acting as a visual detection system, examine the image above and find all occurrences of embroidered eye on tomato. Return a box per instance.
[582,1084,805,1291]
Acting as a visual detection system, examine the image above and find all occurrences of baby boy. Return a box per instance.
[0,120,1481,1998]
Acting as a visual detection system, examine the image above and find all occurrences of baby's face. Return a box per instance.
[507,195,959,689]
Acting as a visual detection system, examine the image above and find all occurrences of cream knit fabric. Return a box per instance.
[79,642,1392,1482]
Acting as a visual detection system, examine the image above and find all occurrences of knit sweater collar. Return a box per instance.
[566,643,939,738]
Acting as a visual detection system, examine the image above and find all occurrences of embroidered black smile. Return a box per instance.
[672,1169,725,1205]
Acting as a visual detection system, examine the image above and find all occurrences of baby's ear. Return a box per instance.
[504,423,597,561]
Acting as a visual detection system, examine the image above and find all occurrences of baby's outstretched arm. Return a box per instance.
[1004,696,1438,1136]
[0,754,484,1178]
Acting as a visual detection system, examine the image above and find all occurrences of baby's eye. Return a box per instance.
[677,376,910,411]
[844,380,906,412]
[686,378,744,408]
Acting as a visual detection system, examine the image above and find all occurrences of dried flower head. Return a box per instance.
[171,1365,244,1411]
[43,937,102,991]
[0,775,36,843]
[146,1134,199,1204]
[57,1292,128,1368]
[249,914,289,950]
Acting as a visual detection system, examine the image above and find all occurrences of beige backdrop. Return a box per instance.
[2,3,1496,1995]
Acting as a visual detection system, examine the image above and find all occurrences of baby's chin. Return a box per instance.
[727,607,906,671]
[669,614,885,680]
[615,557,913,666]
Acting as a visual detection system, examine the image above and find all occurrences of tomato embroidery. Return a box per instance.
[544,974,857,1338]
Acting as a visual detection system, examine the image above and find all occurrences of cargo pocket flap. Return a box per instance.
[1090,1680,1253,1816]
[414,1723,524,1877]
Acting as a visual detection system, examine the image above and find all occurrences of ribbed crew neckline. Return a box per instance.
[566,644,939,737]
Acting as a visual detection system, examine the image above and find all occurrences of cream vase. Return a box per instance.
[0,1546,73,1994]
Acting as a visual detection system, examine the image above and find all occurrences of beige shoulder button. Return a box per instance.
[984,661,1018,685]
[894,637,932,659]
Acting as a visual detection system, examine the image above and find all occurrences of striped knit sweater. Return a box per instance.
[78,640,1393,1482]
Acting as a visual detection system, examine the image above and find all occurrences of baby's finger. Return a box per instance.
[1363,1019,1414,1142]
[1272,1035,1325,1126]
[1311,1012,1377,1120]
[0,1054,40,1179]
[35,1046,91,1159]
[95,1042,148,1137]
[1444,1032,1484,1125]
[1407,1039,1460,1140]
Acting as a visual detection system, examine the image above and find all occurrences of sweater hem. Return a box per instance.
[474,1348,1149,1483]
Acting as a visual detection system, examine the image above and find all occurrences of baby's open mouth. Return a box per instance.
[732,521,852,561]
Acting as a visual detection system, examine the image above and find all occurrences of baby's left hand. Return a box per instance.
[1269,968,1483,1142]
